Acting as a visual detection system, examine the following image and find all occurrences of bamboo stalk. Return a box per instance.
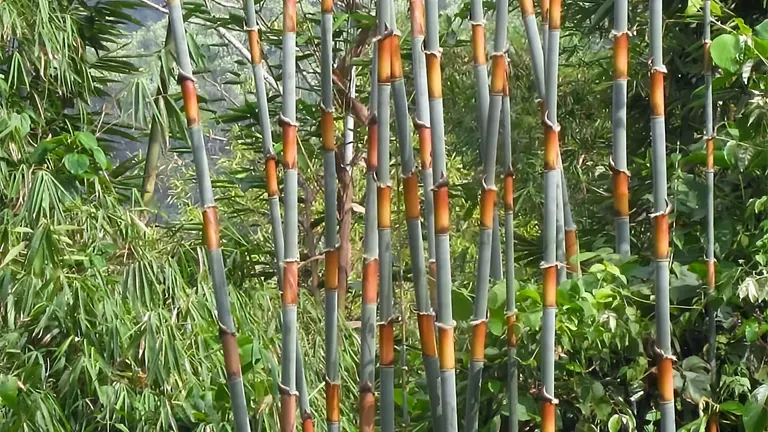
[242,3,314,428]
[611,0,630,257]
[703,0,717,430]
[375,0,396,430]
[464,0,508,429]
[167,2,250,431]
[648,0,675,429]
[539,0,562,429]
[425,0,459,429]
[319,0,341,430]
[359,40,379,432]
[388,0,442,426]
[501,66,518,432]
[279,0,300,428]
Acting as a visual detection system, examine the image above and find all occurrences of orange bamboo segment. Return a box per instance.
[280,393,297,432]
[247,30,262,64]
[378,35,393,84]
[283,261,299,305]
[706,415,718,432]
[359,389,376,432]
[612,170,630,216]
[321,110,335,150]
[657,357,674,401]
[520,0,535,16]
[321,0,333,12]
[706,138,714,170]
[707,260,716,290]
[325,382,341,421]
[411,0,426,36]
[506,314,517,347]
[283,125,298,169]
[614,33,629,79]
[221,329,243,378]
[180,80,200,126]
[542,265,557,307]
[471,24,487,65]
[391,36,403,79]
[283,0,297,32]
[548,0,561,29]
[265,157,280,197]
[403,174,421,219]
[417,313,438,357]
[377,186,392,228]
[540,401,556,432]
[437,326,456,369]
[541,0,549,21]
[544,127,559,170]
[470,321,488,360]
[202,207,221,250]
[433,185,450,234]
[325,249,339,290]
[425,53,443,99]
[504,174,515,211]
[480,188,496,229]
[650,70,666,117]
[704,42,712,74]
[380,322,396,366]
[367,124,379,171]
[362,259,379,304]
[490,55,507,94]
[653,214,670,260]
[565,229,578,273]
[302,416,316,432]
[418,127,433,168]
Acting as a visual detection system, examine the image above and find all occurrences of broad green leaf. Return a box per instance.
[0,241,26,269]
[63,153,90,175]
[755,19,768,40]
[720,400,745,414]
[76,131,99,150]
[744,385,768,432]
[0,375,18,408]
[711,34,744,72]
[91,147,108,169]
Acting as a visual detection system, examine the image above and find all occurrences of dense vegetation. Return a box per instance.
[1,0,768,430]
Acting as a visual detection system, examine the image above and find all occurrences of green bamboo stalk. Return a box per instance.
[611,0,631,257]
[539,0,562,429]
[376,0,396,426]
[648,0,675,429]
[501,70,518,432]
[241,4,314,427]
[167,2,250,431]
[279,0,300,428]
[359,40,379,432]
[141,26,170,204]
[389,1,442,426]
[319,1,341,430]
[704,0,717,430]
[464,0,508,429]
[424,0,459,428]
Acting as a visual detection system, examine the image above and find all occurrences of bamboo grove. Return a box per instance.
[157,0,724,429]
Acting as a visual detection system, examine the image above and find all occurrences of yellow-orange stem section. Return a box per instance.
[391,36,403,80]
[367,124,378,172]
[180,80,200,127]
[650,70,666,118]
[418,127,432,169]
[470,321,487,360]
[377,186,392,229]
[283,0,296,32]
[544,127,559,171]
[280,393,297,432]
[548,0,561,29]
[417,313,438,357]
[321,111,335,151]
[302,416,315,432]
[326,382,340,422]
[612,170,629,217]
[657,356,674,402]
[325,249,339,290]
[541,401,556,432]
[362,259,379,304]
[437,326,456,369]
[506,314,517,347]
[565,229,578,273]
[202,207,221,250]
[480,189,496,229]
[653,214,670,260]
[543,265,557,308]
[504,175,514,212]
[247,30,262,65]
[434,185,450,235]
[425,53,443,99]
[380,322,395,366]
[359,389,375,432]
[378,34,392,84]
[283,261,299,305]
[410,0,426,37]
[471,24,486,65]
[283,125,298,170]
[265,157,280,197]
[221,326,243,379]
[403,174,421,220]
[520,0,535,16]
[613,33,628,80]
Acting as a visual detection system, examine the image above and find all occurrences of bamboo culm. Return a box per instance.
[464,0,508,429]
[375,0,396,429]
[703,0,717,430]
[279,0,300,428]
[319,0,341,429]
[425,0,459,428]
[242,2,314,427]
[167,2,251,431]
[649,0,675,429]
[501,72,518,432]
[359,40,379,432]
[397,0,443,427]
[539,0,562,429]
[141,26,170,204]
[611,0,631,257]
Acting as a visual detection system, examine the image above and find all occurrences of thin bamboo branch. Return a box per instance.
[167,1,251,431]
[649,0,675,429]
[425,0,459,428]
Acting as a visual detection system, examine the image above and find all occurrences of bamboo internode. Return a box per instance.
[168,1,250,431]
[611,0,631,257]
[648,0,675,430]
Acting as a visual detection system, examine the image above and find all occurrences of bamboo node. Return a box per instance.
[536,387,559,404]
[543,115,561,132]
[649,199,672,218]
[424,49,443,59]
[320,102,334,113]
[218,323,237,337]
[653,345,678,362]
[469,19,487,26]
[366,112,378,126]
[413,117,429,129]
[278,383,299,396]
[608,156,631,176]
[279,114,298,127]
[435,320,456,330]
[359,381,375,393]
[177,69,197,83]
[648,59,668,74]
[244,26,259,32]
